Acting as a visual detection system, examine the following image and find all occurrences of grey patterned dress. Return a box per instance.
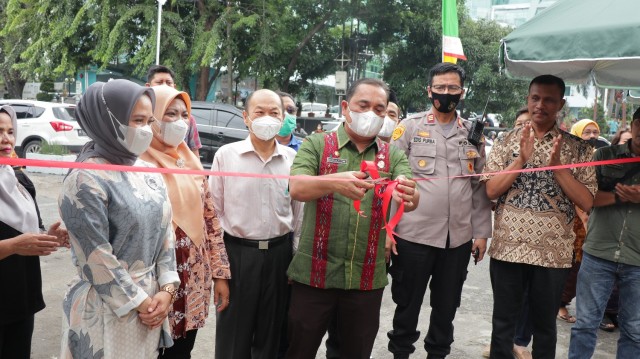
[59,158,179,359]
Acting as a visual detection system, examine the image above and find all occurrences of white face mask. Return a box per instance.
[105,109,154,156]
[378,116,397,138]
[118,123,153,155]
[156,119,188,147]
[347,107,385,138]
[102,84,154,156]
[250,116,282,141]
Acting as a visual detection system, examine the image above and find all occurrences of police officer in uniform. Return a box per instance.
[387,63,493,359]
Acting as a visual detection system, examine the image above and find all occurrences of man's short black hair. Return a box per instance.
[529,74,566,98]
[633,107,640,121]
[428,62,466,87]
[515,106,529,120]
[275,91,295,105]
[147,65,175,83]
[389,89,398,105]
[345,78,390,102]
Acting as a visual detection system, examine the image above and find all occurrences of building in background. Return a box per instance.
[466,0,557,28]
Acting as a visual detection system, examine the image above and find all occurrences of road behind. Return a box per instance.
[28,172,617,358]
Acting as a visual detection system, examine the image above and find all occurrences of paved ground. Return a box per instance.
[27,171,618,358]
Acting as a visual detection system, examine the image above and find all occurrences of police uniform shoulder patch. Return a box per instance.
[392,124,406,141]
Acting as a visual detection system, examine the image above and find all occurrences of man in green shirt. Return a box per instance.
[569,107,640,358]
[285,78,419,359]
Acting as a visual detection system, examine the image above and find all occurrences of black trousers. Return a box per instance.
[0,315,34,359]
[285,282,384,359]
[489,258,569,359]
[387,237,472,358]
[158,329,198,359]
[215,233,291,359]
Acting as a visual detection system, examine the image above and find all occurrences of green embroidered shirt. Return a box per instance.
[287,124,412,290]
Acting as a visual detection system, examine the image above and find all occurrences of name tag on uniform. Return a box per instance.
[412,137,436,144]
[458,140,471,146]
[327,157,347,165]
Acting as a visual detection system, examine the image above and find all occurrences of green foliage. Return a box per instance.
[0,0,533,118]
[35,92,53,101]
[40,141,70,155]
[36,77,54,101]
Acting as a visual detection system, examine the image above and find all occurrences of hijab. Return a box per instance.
[0,105,39,234]
[139,85,205,247]
[570,119,599,137]
[75,80,156,165]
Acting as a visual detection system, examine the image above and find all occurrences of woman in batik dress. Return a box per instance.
[59,80,180,359]
[140,85,231,358]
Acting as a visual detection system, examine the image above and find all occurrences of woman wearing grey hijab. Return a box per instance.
[0,105,68,358]
[59,80,180,358]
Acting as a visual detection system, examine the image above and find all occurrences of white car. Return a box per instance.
[0,99,89,156]
[301,102,328,117]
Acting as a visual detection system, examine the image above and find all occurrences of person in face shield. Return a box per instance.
[209,89,303,359]
[138,85,231,359]
[59,80,180,358]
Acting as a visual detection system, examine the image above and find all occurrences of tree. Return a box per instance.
[458,19,529,127]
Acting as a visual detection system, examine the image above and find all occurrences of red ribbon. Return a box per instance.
[353,161,404,243]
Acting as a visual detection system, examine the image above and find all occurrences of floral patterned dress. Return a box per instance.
[168,180,231,339]
[59,158,180,359]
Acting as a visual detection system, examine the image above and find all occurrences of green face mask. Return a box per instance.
[278,113,297,137]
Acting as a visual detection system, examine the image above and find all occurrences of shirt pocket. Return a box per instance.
[410,145,436,175]
[274,178,293,218]
[599,164,626,191]
[459,146,479,175]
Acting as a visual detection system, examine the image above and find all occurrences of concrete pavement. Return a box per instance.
[28,172,618,358]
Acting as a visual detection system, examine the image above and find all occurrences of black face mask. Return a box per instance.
[430,92,461,113]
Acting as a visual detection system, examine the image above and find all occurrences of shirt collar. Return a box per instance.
[336,122,382,151]
[542,125,561,139]
[238,136,283,157]
[424,109,463,127]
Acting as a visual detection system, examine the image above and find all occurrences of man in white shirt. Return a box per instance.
[209,89,301,359]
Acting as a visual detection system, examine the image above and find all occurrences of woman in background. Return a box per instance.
[141,85,230,358]
[0,105,68,358]
[59,80,179,358]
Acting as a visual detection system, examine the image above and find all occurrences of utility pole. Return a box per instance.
[155,0,167,65]
[227,1,233,105]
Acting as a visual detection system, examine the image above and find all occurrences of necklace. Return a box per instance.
[176,158,185,168]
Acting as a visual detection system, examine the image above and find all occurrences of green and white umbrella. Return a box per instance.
[500,0,640,89]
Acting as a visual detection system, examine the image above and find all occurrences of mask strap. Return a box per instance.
[101,83,125,140]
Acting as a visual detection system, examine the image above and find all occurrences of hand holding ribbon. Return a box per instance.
[353,161,419,246]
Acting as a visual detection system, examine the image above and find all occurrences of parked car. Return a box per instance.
[0,99,89,157]
[190,101,247,167]
[301,102,328,117]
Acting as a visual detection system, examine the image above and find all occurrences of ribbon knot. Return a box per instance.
[353,161,404,243]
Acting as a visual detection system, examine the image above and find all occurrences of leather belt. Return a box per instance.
[223,232,290,250]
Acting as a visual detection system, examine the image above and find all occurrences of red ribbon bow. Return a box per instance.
[353,161,404,243]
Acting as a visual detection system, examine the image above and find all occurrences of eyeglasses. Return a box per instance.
[431,84,463,94]
[285,106,297,115]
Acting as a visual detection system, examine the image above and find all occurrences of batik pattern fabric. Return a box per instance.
[59,158,179,359]
[482,126,596,268]
[168,179,230,339]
